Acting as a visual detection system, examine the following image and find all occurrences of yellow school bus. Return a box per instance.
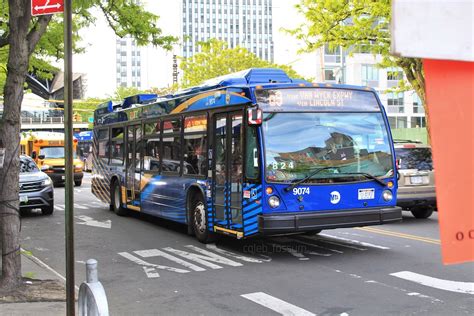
[20,132,84,186]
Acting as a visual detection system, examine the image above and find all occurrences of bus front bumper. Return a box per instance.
[258,207,402,234]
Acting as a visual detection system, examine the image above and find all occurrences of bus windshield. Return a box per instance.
[263,112,394,183]
[40,146,77,159]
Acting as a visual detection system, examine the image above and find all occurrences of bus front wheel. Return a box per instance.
[111,181,127,216]
[191,195,214,243]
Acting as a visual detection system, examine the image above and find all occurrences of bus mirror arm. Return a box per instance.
[38,154,45,160]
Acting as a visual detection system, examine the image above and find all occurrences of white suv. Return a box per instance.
[394,140,436,219]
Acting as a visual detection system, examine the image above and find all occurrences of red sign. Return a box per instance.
[31,0,64,16]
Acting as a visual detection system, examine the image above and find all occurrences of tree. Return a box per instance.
[180,39,305,87]
[0,0,175,290]
[287,0,429,138]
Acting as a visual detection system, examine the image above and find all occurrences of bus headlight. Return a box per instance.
[382,190,393,202]
[268,196,280,208]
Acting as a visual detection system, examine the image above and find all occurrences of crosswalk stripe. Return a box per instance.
[391,271,474,294]
[241,292,316,316]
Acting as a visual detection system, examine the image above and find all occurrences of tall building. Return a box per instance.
[115,37,143,88]
[181,0,274,61]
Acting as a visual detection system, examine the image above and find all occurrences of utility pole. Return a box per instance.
[64,0,75,315]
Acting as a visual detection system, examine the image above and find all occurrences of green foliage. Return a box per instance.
[180,39,305,88]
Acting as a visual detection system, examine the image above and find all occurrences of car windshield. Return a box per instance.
[262,112,394,183]
[40,146,77,159]
[395,147,433,170]
[20,156,39,173]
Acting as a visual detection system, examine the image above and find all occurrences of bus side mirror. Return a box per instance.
[247,108,262,125]
[31,151,37,160]
[38,154,45,160]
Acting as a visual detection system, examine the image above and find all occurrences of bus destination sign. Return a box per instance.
[256,88,380,112]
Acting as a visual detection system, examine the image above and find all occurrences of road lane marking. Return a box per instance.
[54,205,64,211]
[391,271,474,294]
[135,249,206,272]
[356,227,440,244]
[310,237,367,251]
[76,215,111,229]
[241,292,316,316]
[118,252,189,278]
[266,242,310,260]
[319,233,390,250]
[274,237,332,256]
[205,244,266,263]
[74,204,88,210]
[164,246,243,269]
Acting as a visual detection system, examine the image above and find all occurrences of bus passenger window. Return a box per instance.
[110,127,124,165]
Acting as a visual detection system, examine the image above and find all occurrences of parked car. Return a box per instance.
[394,140,436,218]
[19,155,54,215]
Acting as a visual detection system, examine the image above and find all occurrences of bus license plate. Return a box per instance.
[410,176,423,184]
[20,196,28,203]
[62,176,65,180]
[358,189,375,200]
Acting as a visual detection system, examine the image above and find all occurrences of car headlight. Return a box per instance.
[42,177,52,186]
[268,196,281,208]
[382,190,393,202]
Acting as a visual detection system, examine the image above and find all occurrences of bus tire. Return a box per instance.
[411,207,433,219]
[74,180,82,187]
[111,181,127,216]
[191,194,214,243]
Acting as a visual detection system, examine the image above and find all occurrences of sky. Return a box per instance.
[72,0,317,99]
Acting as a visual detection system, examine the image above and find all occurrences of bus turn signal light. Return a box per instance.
[266,187,273,195]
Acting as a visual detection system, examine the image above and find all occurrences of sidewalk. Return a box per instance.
[0,253,67,315]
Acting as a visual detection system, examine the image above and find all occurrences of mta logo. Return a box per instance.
[330,191,341,204]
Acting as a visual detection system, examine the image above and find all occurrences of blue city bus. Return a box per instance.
[92,68,402,242]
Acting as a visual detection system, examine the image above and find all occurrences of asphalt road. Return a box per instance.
[20,173,474,315]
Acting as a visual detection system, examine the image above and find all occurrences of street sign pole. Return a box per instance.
[63,0,75,315]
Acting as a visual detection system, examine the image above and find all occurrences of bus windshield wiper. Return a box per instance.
[335,172,386,187]
[284,166,340,192]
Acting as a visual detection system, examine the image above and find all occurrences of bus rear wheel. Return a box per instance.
[191,195,214,243]
[111,181,127,216]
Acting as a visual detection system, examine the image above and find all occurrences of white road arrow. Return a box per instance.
[391,271,474,295]
[76,215,111,229]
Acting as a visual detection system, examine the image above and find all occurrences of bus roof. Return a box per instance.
[94,68,378,126]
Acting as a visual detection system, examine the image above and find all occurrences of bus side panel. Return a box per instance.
[141,175,204,223]
[91,138,112,204]
[242,183,263,236]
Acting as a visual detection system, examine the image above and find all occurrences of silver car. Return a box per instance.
[394,140,436,219]
[19,155,54,215]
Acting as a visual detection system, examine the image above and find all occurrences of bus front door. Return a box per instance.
[126,124,142,209]
[213,112,243,236]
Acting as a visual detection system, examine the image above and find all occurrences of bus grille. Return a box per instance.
[20,181,43,192]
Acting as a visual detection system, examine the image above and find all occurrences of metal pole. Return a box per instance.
[64,1,75,315]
